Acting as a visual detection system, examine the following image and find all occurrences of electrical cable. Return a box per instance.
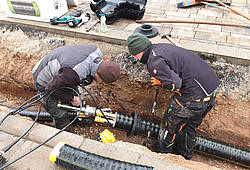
[81,86,113,127]
[1,104,41,155]
[0,93,46,126]
[0,87,82,169]
[0,93,46,168]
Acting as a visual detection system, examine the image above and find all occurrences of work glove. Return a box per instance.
[151,77,162,86]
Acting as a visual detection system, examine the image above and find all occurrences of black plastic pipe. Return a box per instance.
[115,112,160,138]
[16,109,250,168]
[49,142,153,170]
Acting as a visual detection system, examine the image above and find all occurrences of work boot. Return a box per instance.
[146,140,173,153]
[172,125,196,160]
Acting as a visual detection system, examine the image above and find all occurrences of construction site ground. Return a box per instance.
[0,0,249,169]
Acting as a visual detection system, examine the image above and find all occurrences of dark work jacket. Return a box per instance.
[140,44,220,103]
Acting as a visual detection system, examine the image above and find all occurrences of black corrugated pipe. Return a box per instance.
[49,142,153,170]
[195,135,250,168]
[15,109,250,168]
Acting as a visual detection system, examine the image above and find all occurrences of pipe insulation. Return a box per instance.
[16,109,250,168]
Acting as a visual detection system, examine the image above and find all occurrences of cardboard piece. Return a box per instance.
[2,0,79,22]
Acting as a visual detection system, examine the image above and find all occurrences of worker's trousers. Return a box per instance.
[41,94,71,129]
[151,94,216,160]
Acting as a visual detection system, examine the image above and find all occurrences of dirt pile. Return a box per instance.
[0,27,249,169]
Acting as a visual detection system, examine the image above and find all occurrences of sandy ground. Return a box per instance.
[0,27,249,169]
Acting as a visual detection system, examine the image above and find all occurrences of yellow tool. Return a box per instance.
[97,129,116,143]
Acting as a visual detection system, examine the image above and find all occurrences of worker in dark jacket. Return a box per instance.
[32,44,120,129]
[127,32,220,160]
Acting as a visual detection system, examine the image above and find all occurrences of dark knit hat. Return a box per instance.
[96,60,120,84]
[127,32,152,55]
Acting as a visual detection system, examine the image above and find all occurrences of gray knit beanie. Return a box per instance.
[126,32,152,55]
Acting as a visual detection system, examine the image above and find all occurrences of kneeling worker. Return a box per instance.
[32,44,120,129]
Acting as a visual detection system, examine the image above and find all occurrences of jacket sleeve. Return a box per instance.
[45,67,80,102]
[149,56,182,91]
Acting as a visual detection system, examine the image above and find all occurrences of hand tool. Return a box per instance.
[200,1,231,13]
[50,15,82,28]
[161,34,183,47]
[77,13,91,27]
[214,0,250,20]
[85,18,100,32]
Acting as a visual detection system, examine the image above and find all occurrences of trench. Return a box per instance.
[0,27,249,169]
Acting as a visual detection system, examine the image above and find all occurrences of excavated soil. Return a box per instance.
[0,27,249,170]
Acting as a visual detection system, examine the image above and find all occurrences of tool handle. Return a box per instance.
[200,1,231,13]
[215,0,250,20]
[85,19,100,32]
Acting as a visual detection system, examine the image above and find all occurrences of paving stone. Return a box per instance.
[177,6,201,14]
[0,112,35,137]
[238,48,250,60]
[108,19,131,29]
[222,25,250,35]
[160,26,173,35]
[216,17,250,25]
[198,24,222,32]
[26,123,85,148]
[125,23,144,31]
[148,3,168,10]
[80,138,140,164]
[162,4,178,12]
[180,39,219,54]
[227,33,250,46]
[197,8,224,17]
[222,11,249,21]
[190,14,217,22]
[217,45,241,58]
[233,0,248,4]
[195,31,229,43]
[171,28,195,38]
[145,8,166,15]
[142,13,159,20]
[137,154,189,170]
[217,42,250,50]
[164,11,190,18]
[168,0,180,5]
[0,127,27,154]
[6,141,66,170]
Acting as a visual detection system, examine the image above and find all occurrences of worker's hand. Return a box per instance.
[71,96,84,107]
[151,77,161,86]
